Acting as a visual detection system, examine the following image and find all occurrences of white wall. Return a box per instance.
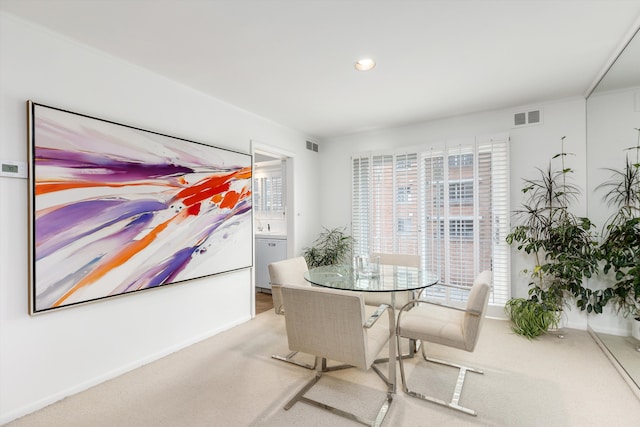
[320,98,589,327]
[586,86,640,335]
[0,13,320,423]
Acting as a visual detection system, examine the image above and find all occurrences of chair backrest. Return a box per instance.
[268,257,309,286]
[281,284,387,370]
[364,253,420,308]
[268,257,309,314]
[462,270,492,351]
[371,253,420,268]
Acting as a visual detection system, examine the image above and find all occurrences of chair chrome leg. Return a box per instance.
[422,345,484,375]
[271,351,317,370]
[284,358,322,410]
[397,336,482,416]
[284,357,393,427]
[373,337,421,366]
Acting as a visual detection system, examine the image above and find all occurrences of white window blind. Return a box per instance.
[351,134,510,305]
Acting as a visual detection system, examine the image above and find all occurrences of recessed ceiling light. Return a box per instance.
[355,58,376,71]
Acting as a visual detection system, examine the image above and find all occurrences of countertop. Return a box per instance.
[255,233,287,240]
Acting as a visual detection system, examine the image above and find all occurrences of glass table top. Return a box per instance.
[304,264,439,292]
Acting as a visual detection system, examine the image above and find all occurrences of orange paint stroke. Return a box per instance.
[36,180,178,195]
[234,167,252,179]
[220,191,240,209]
[52,211,184,307]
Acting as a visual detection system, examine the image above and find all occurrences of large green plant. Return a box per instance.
[303,226,354,268]
[506,137,599,336]
[597,129,640,318]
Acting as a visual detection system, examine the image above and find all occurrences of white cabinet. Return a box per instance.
[255,236,287,290]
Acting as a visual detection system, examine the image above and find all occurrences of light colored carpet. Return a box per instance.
[7,310,640,426]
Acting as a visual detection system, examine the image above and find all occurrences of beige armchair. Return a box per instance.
[362,252,421,309]
[280,283,394,427]
[395,270,492,416]
[267,257,315,369]
[268,256,309,315]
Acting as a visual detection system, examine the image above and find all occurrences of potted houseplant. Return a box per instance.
[303,226,354,268]
[597,129,640,338]
[506,137,599,338]
[504,297,563,339]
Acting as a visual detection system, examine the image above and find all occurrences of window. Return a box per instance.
[449,180,473,204]
[449,218,474,240]
[354,153,419,255]
[449,153,474,168]
[351,134,510,305]
[397,216,413,233]
[253,160,285,215]
[396,185,412,203]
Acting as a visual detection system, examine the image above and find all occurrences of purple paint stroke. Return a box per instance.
[36,199,166,260]
[114,246,196,293]
[36,147,196,182]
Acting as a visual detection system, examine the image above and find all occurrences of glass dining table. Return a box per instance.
[304,263,439,392]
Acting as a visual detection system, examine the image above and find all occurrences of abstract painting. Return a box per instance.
[27,101,252,314]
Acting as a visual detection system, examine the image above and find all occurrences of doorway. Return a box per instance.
[251,142,294,316]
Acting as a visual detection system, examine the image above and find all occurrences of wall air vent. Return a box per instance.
[306,140,319,153]
[513,109,543,127]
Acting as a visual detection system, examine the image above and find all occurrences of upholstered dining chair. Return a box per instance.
[268,256,309,315]
[395,270,492,416]
[362,252,421,308]
[280,283,394,427]
[372,252,420,268]
[268,257,315,369]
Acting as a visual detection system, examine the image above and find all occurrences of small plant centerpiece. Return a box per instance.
[303,226,354,268]
[597,129,640,330]
[505,137,599,338]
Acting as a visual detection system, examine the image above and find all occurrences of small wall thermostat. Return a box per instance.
[0,160,28,178]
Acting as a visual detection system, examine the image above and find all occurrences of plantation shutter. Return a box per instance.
[352,156,370,256]
[371,155,394,253]
[394,153,420,255]
[478,136,510,304]
[352,133,509,305]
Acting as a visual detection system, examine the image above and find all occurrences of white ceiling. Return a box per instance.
[2,0,640,140]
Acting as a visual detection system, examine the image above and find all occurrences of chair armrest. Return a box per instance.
[398,299,482,316]
[413,281,472,299]
[436,282,474,291]
[364,304,391,328]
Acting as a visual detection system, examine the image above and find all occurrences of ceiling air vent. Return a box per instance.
[306,140,319,153]
[513,109,543,127]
